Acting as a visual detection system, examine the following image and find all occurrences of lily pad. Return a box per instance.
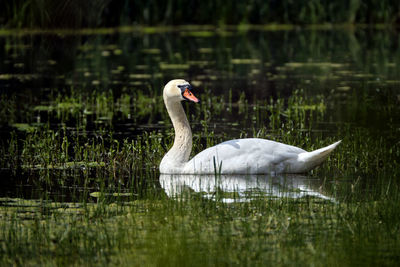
[11,123,38,132]
[90,192,137,198]
[231,59,261,65]
[159,63,190,70]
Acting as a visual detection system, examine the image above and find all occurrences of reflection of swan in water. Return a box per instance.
[159,174,335,203]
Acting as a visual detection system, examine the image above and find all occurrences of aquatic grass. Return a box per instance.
[1,165,399,266]
[1,185,399,266]
[2,83,398,183]
[16,127,165,179]
[0,56,399,267]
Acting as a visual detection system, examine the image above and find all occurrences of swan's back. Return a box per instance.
[183,138,306,174]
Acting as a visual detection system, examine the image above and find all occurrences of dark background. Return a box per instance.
[2,0,400,28]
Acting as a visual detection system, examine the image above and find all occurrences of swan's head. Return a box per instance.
[163,79,199,103]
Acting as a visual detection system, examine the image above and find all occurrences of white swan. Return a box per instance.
[159,79,341,174]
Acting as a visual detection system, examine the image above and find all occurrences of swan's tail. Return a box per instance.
[297,140,342,172]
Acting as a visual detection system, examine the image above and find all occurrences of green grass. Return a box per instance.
[1,185,399,266]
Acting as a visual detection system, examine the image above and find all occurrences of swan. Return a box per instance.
[159,79,341,174]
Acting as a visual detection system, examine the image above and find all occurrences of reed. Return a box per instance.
[2,0,400,28]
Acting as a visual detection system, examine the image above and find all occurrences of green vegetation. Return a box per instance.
[2,0,400,28]
[0,26,399,265]
[1,189,399,266]
[1,82,399,265]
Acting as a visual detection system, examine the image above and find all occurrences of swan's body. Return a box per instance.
[160,79,341,174]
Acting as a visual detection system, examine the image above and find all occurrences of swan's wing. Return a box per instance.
[184,138,306,174]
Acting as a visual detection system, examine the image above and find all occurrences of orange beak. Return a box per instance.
[182,88,200,103]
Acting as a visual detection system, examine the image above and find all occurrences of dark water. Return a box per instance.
[2,28,399,118]
[1,27,399,200]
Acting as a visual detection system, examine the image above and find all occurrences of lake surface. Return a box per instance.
[0,26,399,198]
[0,26,400,266]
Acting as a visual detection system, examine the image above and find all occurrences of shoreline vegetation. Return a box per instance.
[2,0,400,29]
[0,23,399,36]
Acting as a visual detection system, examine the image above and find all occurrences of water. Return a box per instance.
[2,28,399,117]
[1,27,399,198]
[0,27,400,265]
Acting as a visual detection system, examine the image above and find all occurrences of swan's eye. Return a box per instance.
[178,84,192,94]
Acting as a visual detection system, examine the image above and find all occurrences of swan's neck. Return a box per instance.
[162,98,192,168]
